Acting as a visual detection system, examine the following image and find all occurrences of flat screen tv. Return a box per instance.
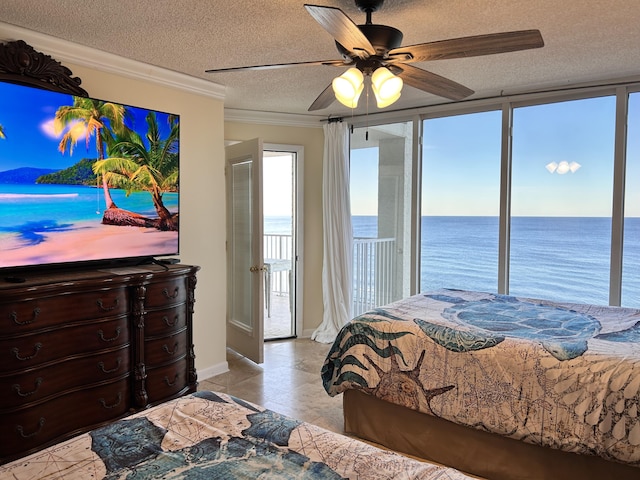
[0,81,179,273]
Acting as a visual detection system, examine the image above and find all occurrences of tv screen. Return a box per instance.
[0,81,179,271]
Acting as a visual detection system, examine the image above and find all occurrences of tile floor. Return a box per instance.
[198,338,344,434]
[264,294,294,339]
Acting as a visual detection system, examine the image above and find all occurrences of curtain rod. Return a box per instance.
[331,76,640,124]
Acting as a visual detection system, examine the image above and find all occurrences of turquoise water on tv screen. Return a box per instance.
[0,184,178,230]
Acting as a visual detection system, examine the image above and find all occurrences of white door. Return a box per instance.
[225,138,264,364]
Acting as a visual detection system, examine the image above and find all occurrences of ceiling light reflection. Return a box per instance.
[545,160,581,174]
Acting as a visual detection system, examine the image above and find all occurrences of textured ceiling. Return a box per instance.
[0,0,639,118]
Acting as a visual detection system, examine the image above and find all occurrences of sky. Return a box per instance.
[263,153,294,216]
[0,82,176,172]
[350,94,639,217]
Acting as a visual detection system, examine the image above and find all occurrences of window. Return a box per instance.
[421,111,502,293]
[623,92,640,307]
[350,122,413,314]
[510,97,616,304]
[349,84,638,308]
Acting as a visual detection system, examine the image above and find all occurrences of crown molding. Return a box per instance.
[0,21,226,100]
[224,108,324,128]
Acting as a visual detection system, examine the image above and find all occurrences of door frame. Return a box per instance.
[264,143,304,339]
[225,140,304,348]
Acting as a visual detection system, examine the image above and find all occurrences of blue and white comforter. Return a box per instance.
[322,289,640,467]
[0,390,474,479]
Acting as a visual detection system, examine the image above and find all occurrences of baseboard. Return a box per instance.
[197,361,229,381]
[300,328,315,338]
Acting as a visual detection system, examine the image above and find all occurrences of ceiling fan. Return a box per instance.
[205,0,544,111]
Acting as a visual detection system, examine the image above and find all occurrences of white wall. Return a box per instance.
[70,67,228,377]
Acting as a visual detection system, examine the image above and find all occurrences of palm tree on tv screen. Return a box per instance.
[95,112,179,231]
[54,97,127,211]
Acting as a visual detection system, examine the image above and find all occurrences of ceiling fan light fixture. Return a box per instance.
[371,66,403,108]
[332,67,364,108]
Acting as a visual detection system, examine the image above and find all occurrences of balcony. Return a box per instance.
[263,234,397,331]
[353,237,397,316]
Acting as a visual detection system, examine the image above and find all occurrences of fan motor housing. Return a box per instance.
[336,23,403,59]
[355,0,385,13]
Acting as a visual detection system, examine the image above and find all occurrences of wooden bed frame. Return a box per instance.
[343,389,640,480]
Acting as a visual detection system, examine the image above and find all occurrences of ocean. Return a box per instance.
[0,184,179,266]
[0,184,178,229]
[265,215,640,309]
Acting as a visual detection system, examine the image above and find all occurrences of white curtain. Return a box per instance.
[312,121,353,343]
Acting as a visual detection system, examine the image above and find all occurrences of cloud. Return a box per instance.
[40,118,59,138]
[40,118,87,140]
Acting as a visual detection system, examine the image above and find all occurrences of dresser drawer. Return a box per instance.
[144,329,188,367]
[0,378,130,460]
[145,277,188,309]
[0,317,130,373]
[0,347,130,410]
[0,286,129,334]
[146,358,188,404]
[144,306,187,336]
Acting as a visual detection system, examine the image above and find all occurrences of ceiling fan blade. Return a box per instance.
[394,64,474,101]
[308,84,336,111]
[388,30,544,63]
[304,4,375,58]
[206,59,349,73]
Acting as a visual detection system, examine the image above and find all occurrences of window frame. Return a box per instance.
[346,82,640,306]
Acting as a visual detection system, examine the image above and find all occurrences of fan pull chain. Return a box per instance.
[365,78,370,141]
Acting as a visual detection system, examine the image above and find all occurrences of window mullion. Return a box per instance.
[498,102,513,295]
[609,87,629,306]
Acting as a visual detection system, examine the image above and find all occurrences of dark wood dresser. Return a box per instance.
[0,264,199,464]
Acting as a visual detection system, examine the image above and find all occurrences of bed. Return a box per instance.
[0,390,479,479]
[322,288,640,480]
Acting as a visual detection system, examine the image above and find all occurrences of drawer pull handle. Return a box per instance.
[96,298,119,312]
[163,315,178,327]
[162,287,179,299]
[99,392,122,409]
[16,418,45,438]
[97,327,121,342]
[98,358,121,374]
[11,308,41,326]
[164,374,179,387]
[163,342,179,356]
[13,377,43,397]
[12,343,42,361]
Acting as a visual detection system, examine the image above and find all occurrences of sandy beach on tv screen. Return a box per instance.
[0,222,177,268]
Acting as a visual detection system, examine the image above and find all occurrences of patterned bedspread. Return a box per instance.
[322,289,640,467]
[0,390,476,479]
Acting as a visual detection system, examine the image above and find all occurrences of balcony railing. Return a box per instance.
[263,234,397,317]
[353,237,397,316]
[264,234,293,295]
